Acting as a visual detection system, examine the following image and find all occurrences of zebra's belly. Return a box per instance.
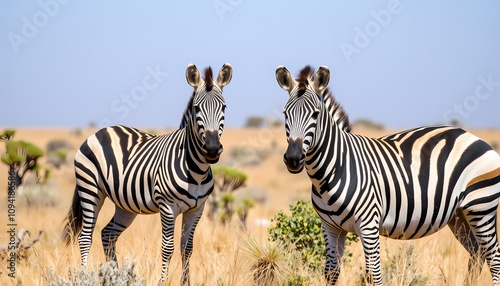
[379,213,449,240]
[312,193,453,239]
[104,186,160,214]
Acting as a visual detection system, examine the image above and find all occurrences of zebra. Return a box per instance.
[275,65,500,285]
[62,63,233,285]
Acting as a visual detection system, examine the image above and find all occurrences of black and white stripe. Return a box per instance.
[276,65,500,285]
[63,63,232,285]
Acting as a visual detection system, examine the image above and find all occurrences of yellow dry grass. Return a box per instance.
[0,126,499,285]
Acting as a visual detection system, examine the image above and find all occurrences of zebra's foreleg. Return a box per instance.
[180,205,205,286]
[360,228,382,286]
[322,224,347,285]
[101,206,137,262]
[158,206,177,285]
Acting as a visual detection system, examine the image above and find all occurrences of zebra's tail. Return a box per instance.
[62,187,83,245]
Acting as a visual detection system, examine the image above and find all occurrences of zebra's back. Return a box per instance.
[314,126,500,239]
[378,126,500,238]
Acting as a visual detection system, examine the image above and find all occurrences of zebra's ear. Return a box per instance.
[312,66,330,94]
[186,64,203,89]
[216,63,233,90]
[276,66,296,94]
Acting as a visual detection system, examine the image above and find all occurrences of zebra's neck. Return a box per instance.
[306,106,357,191]
[184,121,211,185]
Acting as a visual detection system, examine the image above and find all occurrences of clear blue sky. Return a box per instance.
[1,1,499,129]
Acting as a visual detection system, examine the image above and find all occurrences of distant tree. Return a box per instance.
[236,197,255,228]
[352,118,385,130]
[269,119,284,128]
[219,192,235,225]
[245,116,265,128]
[450,119,463,127]
[1,130,45,260]
[213,166,248,193]
[1,129,15,141]
[46,139,72,169]
[1,129,48,188]
[47,150,67,169]
[208,166,251,225]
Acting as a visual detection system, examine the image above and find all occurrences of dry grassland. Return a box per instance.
[0,126,499,285]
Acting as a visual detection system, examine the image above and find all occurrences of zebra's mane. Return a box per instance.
[179,67,213,129]
[204,67,213,91]
[297,66,313,91]
[296,66,351,132]
[322,88,351,132]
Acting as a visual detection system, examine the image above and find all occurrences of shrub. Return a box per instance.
[0,229,42,261]
[381,243,430,286]
[45,259,145,286]
[46,139,72,169]
[242,236,290,286]
[268,200,359,271]
[219,192,235,224]
[46,139,72,154]
[352,118,385,130]
[17,182,60,207]
[208,166,252,225]
[236,197,255,228]
[355,243,430,286]
[244,116,265,128]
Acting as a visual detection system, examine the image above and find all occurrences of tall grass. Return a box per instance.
[242,236,290,285]
[0,182,494,285]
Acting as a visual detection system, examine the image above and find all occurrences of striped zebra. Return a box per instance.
[275,65,500,285]
[63,63,232,285]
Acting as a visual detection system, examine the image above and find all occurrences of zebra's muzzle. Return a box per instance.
[203,130,223,163]
[284,138,305,174]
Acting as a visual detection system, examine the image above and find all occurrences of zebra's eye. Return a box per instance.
[194,105,201,113]
[222,104,226,112]
[311,110,320,120]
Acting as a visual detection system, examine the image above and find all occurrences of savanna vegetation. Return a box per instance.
[1,126,499,285]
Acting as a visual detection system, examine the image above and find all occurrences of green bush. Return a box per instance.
[268,200,358,272]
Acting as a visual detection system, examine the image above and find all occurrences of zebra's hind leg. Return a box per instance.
[77,186,106,266]
[448,209,484,285]
[101,206,138,262]
[461,203,500,286]
[180,205,205,286]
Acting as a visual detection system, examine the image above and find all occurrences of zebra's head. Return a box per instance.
[185,63,232,163]
[276,65,330,174]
